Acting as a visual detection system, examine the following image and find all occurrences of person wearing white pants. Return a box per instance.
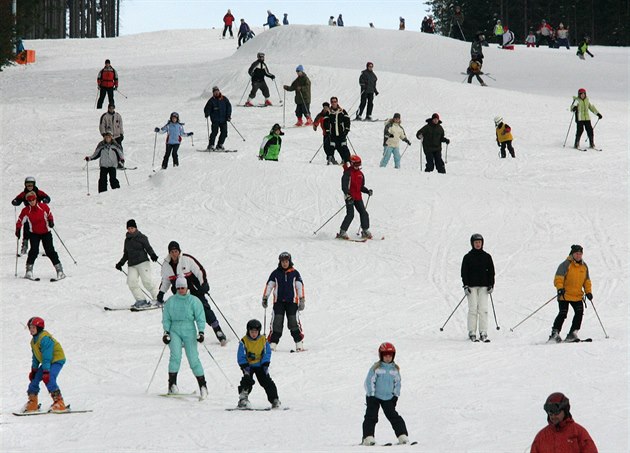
[461,233,495,342]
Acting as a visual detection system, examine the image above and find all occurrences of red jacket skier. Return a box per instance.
[337,155,373,240]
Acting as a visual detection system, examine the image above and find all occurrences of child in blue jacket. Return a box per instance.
[154,112,193,169]
[362,342,409,446]
[236,319,280,409]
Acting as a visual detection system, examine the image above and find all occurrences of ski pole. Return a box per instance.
[347,136,357,155]
[485,74,497,81]
[14,238,19,277]
[509,294,556,332]
[349,90,364,117]
[51,227,77,265]
[94,88,99,109]
[356,195,371,236]
[145,344,167,393]
[400,143,410,158]
[273,79,283,105]
[123,168,130,186]
[282,89,286,128]
[489,293,500,330]
[207,292,239,340]
[238,81,249,105]
[308,143,323,163]
[229,120,246,141]
[445,143,449,164]
[563,100,577,147]
[420,140,424,171]
[313,204,345,235]
[86,162,91,196]
[298,90,311,117]
[190,134,195,147]
[592,117,600,130]
[589,299,609,338]
[263,307,267,335]
[202,343,234,388]
[439,294,466,331]
[116,89,128,99]
[206,117,210,144]
[152,131,158,168]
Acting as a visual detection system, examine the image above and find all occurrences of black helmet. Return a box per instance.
[470,233,484,247]
[279,251,291,261]
[544,392,571,416]
[257,52,265,58]
[246,319,262,331]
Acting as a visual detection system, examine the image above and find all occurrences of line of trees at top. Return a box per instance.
[427,0,629,46]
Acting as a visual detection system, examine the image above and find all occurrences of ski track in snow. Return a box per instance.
[1,25,628,452]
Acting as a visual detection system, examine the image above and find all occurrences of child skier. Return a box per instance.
[11,176,51,256]
[466,59,486,86]
[262,251,306,352]
[576,36,594,60]
[236,319,281,409]
[258,123,284,161]
[154,112,193,169]
[380,113,411,169]
[494,116,516,158]
[22,317,67,413]
[526,29,537,47]
[338,155,373,240]
[362,342,410,446]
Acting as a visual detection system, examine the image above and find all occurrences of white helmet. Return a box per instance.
[494,116,503,126]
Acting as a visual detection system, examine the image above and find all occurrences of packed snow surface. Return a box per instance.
[1,25,628,452]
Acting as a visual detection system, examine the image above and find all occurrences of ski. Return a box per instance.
[382,441,419,446]
[158,392,197,398]
[50,277,65,282]
[290,349,307,353]
[578,148,602,152]
[336,235,368,243]
[198,148,238,153]
[104,305,159,312]
[25,276,41,282]
[13,405,92,416]
[118,166,138,170]
[564,338,593,343]
[226,406,289,411]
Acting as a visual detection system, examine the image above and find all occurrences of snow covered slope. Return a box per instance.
[1,26,628,452]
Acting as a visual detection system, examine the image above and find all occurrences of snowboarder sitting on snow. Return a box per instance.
[154,112,192,169]
[262,251,306,352]
[22,317,67,413]
[204,86,232,151]
[162,276,208,399]
[416,113,450,173]
[576,36,594,59]
[313,102,337,165]
[466,59,486,86]
[494,116,515,158]
[237,319,281,409]
[338,154,373,240]
[571,88,601,149]
[246,52,275,106]
[284,65,312,126]
[259,123,284,161]
[361,342,410,446]
[85,130,125,192]
[12,176,51,256]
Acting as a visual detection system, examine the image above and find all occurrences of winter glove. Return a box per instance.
[115,262,123,271]
[387,133,395,138]
[84,156,90,161]
[571,106,577,112]
[188,132,194,136]
[227,117,231,122]
[345,194,353,203]
[269,74,275,80]
[154,127,160,133]
[113,86,118,90]
[497,140,501,147]
[162,332,171,344]
[464,286,471,295]
[597,113,602,119]
[487,286,493,294]
[42,371,50,385]
[29,368,37,381]
[444,138,450,144]
[157,291,164,303]
[416,132,423,140]
[375,90,379,96]
[283,85,289,90]
[200,281,210,293]
[150,254,158,262]
[262,297,268,309]
[298,297,305,311]
[197,332,205,343]
[367,189,373,196]
[404,139,412,145]
[585,293,593,301]
[557,288,565,301]
[15,228,20,238]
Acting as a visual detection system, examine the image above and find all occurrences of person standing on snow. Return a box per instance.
[494,116,515,158]
[236,319,281,409]
[313,102,337,165]
[262,252,306,352]
[237,19,252,48]
[536,19,554,47]
[470,32,485,62]
[204,86,232,151]
[96,59,118,109]
[337,14,344,26]
[154,112,193,169]
[576,36,594,59]
[258,123,284,161]
[356,62,379,121]
[556,23,570,49]
[571,88,601,149]
[361,342,410,446]
[549,245,593,343]
[162,276,208,399]
[416,113,450,173]
[222,9,235,38]
[461,234,495,342]
[12,176,51,257]
[380,113,411,169]
[264,10,279,28]
[85,130,125,192]
[21,317,67,413]
[338,155,373,240]
[526,29,537,47]
[99,103,124,148]
[158,241,227,346]
[450,5,465,40]
[324,97,352,163]
[283,13,289,25]
[115,219,160,309]
[284,65,312,126]
[530,393,598,453]
[493,20,504,43]
[246,52,275,107]
[501,26,515,49]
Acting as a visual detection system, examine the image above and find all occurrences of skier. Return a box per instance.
[313,101,337,165]
[338,155,373,239]
[99,103,124,148]
[525,29,537,47]
[157,241,227,345]
[576,36,594,60]
[324,96,351,163]
[361,343,410,446]
[222,9,235,38]
[549,245,593,343]
[162,276,208,398]
[258,123,284,161]
[356,62,378,121]
[556,23,570,49]
[380,113,411,169]
[264,10,279,28]
[470,32,485,62]
[115,219,160,309]
[337,14,344,27]
[262,251,306,352]
[22,317,67,413]
[494,116,516,158]
[245,52,275,107]
[416,113,450,173]
[399,17,405,31]
[536,19,554,47]
[237,19,251,48]
[237,319,281,409]
[493,20,504,44]
[84,130,125,192]
[16,192,65,280]
[466,59,486,86]
[283,65,312,126]
[501,26,515,49]
[203,86,232,151]
[96,59,118,109]
[154,112,193,169]
[461,234,495,342]
[571,88,601,149]
[282,13,289,25]
[451,5,465,40]
[531,393,598,452]
[12,176,51,256]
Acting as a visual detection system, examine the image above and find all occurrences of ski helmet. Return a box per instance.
[470,233,484,247]
[494,116,503,126]
[279,251,292,262]
[246,319,262,331]
[578,88,586,95]
[350,155,362,166]
[24,176,36,185]
[257,52,265,58]
[27,317,45,332]
[170,112,179,120]
[378,342,396,360]
[544,392,570,415]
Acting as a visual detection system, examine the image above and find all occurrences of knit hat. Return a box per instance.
[393,113,401,119]
[212,86,220,92]
[431,113,440,120]
[168,241,181,252]
[126,219,137,229]
[175,275,188,288]
[570,244,583,254]
[322,102,330,107]
[25,192,37,201]
[105,59,111,64]
[366,62,374,68]
[296,65,304,72]
[108,103,115,108]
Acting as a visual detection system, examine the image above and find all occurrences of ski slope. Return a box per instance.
[1,25,628,452]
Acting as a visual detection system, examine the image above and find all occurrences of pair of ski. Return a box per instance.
[355,118,382,123]
[547,338,593,344]
[25,275,64,282]
[361,441,419,447]
[226,406,290,412]
[198,148,238,153]
[470,337,491,343]
[13,404,92,416]
[104,305,160,312]
[577,148,602,152]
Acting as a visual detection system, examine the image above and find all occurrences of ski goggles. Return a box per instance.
[543,402,566,415]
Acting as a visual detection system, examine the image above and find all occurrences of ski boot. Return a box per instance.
[216,144,225,151]
[131,300,151,309]
[50,389,66,412]
[25,264,34,280]
[479,332,489,342]
[20,241,28,256]
[361,229,373,239]
[271,398,281,409]
[305,116,313,126]
[294,117,304,127]
[244,99,254,107]
[365,115,372,121]
[295,341,305,352]
[207,143,215,151]
[196,375,208,400]
[23,393,39,413]
[397,435,410,445]
[468,331,478,342]
[547,329,562,343]
[565,330,580,342]
[362,436,376,446]
[168,372,179,394]
[215,330,227,347]
[264,99,273,106]
[573,140,580,149]
[270,342,277,351]
[355,113,362,121]
[336,230,349,240]
[54,263,66,280]
[237,390,251,409]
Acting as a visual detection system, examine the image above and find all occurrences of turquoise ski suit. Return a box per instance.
[162,291,206,376]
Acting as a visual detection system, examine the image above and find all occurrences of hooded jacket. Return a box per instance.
[17,202,54,235]
[554,256,592,302]
[416,119,447,153]
[530,417,598,453]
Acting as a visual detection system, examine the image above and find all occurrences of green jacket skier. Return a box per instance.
[259,124,284,161]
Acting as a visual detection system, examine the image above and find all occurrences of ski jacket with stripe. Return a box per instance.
[263,267,304,304]
[160,253,207,294]
[88,140,124,168]
[158,121,190,145]
[461,248,495,287]
[342,166,369,201]
[99,111,124,138]
[324,107,351,138]
[97,66,118,88]
[554,256,592,302]
[12,186,50,206]
[17,202,54,235]
[162,292,206,335]
[530,417,598,453]
[117,230,158,267]
[31,330,66,371]
[238,334,272,368]
[248,60,274,83]
[364,361,401,401]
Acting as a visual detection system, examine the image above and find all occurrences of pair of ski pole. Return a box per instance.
[439,292,500,331]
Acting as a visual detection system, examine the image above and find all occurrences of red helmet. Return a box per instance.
[578,88,586,94]
[350,155,362,166]
[544,392,570,415]
[378,342,396,360]
[27,317,45,330]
